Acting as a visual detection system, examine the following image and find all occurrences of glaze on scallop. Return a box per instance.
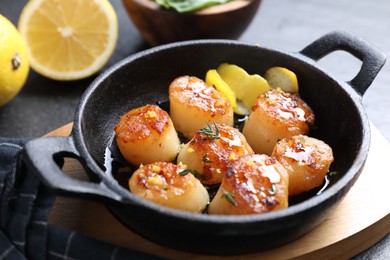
[208,154,289,215]
[129,161,209,213]
[169,76,233,139]
[272,134,334,195]
[242,88,315,155]
[177,122,254,185]
[115,104,180,166]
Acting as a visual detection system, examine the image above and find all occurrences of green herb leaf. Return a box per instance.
[179,169,204,179]
[202,154,213,163]
[179,169,192,176]
[200,121,220,140]
[268,183,278,195]
[222,188,237,206]
[328,171,338,177]
[305,120,317,130]
[154,0,232,13]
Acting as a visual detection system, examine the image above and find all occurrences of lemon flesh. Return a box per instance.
[264,66,299,93]
[0,14,29,106]
[18,0,118,81]
[206,69,250,115]
[217,63,271,111]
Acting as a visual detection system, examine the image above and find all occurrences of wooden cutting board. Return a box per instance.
[47,122,390,259]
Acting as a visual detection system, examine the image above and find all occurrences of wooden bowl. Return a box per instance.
[122,0,262,46]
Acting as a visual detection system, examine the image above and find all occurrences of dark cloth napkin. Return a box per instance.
[0,138,160,260]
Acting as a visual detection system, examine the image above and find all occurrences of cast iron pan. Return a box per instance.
[24,31,385,255]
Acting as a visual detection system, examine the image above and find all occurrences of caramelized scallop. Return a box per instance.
[242,89,315,155]
[114,104,180,166]
[208,154,289,215]
[177,122,254,185]
[169,76,233,139]
[129,161,209,213]
[272,134,334,195]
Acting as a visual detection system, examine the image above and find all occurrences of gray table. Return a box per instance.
[1,0,389,258]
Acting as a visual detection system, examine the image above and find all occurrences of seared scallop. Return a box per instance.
[177,122,254,185]
[169,76,233,139]
[272,134,334,195]
[242,89,315,155]
[208,154,289,215]
[129,161,209,213]
[114,104,180,166]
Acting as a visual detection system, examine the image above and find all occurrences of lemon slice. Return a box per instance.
[217,63,271,112]
[18,0,118,81]
[206,69,250,115]
[264,66,299,93]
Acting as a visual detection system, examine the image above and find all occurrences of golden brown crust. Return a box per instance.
[169,76,231,117]
[187,123,254,184]
[272,135,334,195]
[131,162,192,196]
[219,154,289,214]
[115,104,170,143]
[253,89,315,133]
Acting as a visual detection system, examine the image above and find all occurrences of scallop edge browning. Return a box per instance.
[129,161,210,213]
[114,104,181,166]
[177,122,254,185]
[208,154,289,215]
[272,134,334,195]
[169,75,234,139]
[242,88,315,155]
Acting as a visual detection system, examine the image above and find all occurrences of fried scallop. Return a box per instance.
[208,154,289,215]
[242,89,315,155]
[129,161,209,213]
[272,134,334,195]
[169,76,234,139]
[114,104,180,166]
[177,122,254,185]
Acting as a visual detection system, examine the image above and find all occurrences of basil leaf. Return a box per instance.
[155,0,232,13]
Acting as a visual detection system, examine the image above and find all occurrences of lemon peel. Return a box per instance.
[0,14,29,106]
[217,63,271,112]
[264,66,299,93]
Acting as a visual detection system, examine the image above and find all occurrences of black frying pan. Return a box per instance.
[24,31,385,255]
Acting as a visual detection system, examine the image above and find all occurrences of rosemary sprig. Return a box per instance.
[202,154,213,163]
[200,121,220,140]
[222,188,237,206]
[305,120,317,130]
[179,169,204,179]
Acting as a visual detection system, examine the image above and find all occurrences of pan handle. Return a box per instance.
[300,30,386,96]
[23,136,124,204]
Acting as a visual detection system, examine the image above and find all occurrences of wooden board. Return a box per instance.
[47,122,390,259]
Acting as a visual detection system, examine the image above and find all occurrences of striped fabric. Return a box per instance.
[0,139,159,260]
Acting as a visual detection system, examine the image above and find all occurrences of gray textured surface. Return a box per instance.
[0,0,389,258]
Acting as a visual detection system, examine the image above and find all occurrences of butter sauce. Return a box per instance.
[103,99,335,209]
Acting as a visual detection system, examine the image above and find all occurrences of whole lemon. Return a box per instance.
[0,14,29,107]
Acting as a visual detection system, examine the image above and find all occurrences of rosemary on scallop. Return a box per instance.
[202,154,213,163]
[200,121,220,140]
[222,188,237,206]
[305,120,317,130]
[179,169,204,179]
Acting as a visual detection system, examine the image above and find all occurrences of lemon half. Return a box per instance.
[0,14,29,106]
[18,0,118,81]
